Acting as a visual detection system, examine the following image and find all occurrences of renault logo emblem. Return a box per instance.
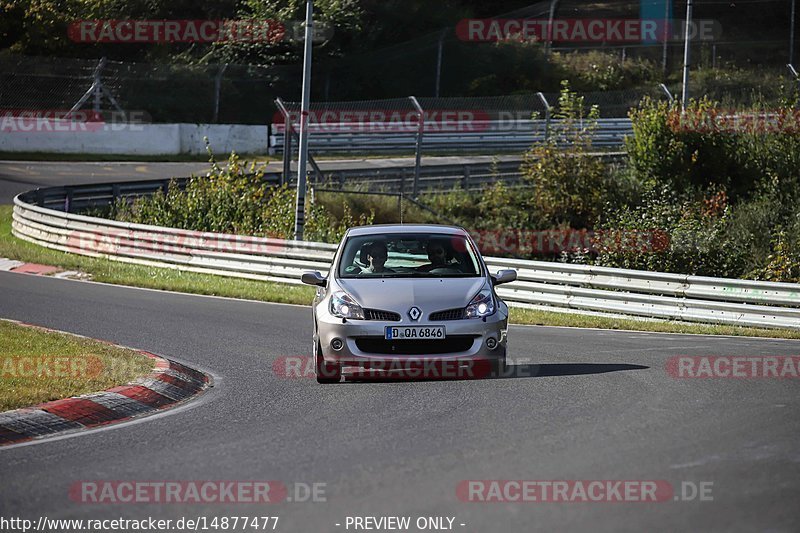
[408,306,421,321]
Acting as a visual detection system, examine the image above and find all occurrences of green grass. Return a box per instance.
[0,320,154,411]
[2,205,799,340]
[509,308,800,340]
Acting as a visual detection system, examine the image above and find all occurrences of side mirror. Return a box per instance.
[301,271,327,287]
[491,269,517,286]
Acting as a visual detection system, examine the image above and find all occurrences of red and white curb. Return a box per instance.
[0,320,212,446]
[0,258,87,280]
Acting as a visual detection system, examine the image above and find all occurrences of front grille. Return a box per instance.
[364,309,401,321]
[429,308,466,321]
[355,336,475,355]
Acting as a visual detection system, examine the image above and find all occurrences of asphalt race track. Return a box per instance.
[0,156,522,204]
[0,161,211,204]
[1,271,799,531]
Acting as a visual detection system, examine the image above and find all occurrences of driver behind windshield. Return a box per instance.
[361,241,394,274]
[417,240,451,272]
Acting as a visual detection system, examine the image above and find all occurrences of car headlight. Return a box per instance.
[330,291,365,319]
[465,288,495,318]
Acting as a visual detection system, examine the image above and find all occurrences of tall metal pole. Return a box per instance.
[662,0,670,74]
[681,0,693,110]
[546,0,560,55]
[409,96,424,198]
[294,0,314,241]
[435,29,446,98]
[791,0,796,65]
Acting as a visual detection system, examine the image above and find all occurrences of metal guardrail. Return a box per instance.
[12,190,800,331]
[269,118,634,154]
[25,157,625,211]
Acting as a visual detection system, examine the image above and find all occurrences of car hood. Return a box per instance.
[337,277,487,312]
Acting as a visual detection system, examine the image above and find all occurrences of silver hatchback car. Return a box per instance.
[301,224,517,383]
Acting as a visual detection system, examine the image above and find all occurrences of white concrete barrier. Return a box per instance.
[0,121,269,155]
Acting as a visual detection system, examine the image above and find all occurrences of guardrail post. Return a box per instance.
[462,166,470,190]
[409,96,425,198]
[338,173,345,189]
[399,169,408,195]
[111,184,120,206]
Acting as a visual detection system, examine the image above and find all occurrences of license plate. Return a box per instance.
[385,325,445,340]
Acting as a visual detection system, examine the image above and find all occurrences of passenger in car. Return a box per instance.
[361,241,395,274]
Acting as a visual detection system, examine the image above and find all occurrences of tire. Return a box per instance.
[315,340,341,384]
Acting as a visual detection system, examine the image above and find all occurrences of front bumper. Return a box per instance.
[315,304,508,367]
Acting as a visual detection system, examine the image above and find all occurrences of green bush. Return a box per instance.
[521,81,634,229]
[551,51,657,92]
[113,149,372,243]
[603,95,800,281]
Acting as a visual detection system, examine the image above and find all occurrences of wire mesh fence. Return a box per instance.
[0,55,303,125]
[1,42,796,127]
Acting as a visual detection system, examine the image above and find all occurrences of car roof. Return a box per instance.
[346,224,469,237]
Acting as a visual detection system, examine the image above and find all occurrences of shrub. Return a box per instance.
[113,148,370,243]
[551,50,657,91]
[520,81,633,229]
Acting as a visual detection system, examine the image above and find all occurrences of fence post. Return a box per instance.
[275,98,292,186]
[409,96,425,198]
[712,43,717,70]
[398,192,403,223]
[213,63,228,123]
[69,57,125,118]
[93,59,103,115]
[788,64,800,95]
[659,83,675,103]
[536,92,552,141]
[283,117,292,186]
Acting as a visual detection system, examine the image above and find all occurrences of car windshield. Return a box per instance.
[337,233,482,279]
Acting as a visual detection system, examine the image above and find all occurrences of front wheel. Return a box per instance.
[315,340,342,384]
